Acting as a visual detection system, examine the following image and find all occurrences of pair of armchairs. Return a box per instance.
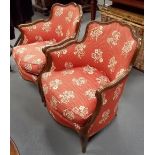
[13,3,140,153]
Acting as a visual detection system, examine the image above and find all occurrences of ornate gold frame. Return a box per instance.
[37,20,141,153]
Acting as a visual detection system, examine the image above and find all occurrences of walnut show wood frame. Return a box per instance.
[37,20,141,153]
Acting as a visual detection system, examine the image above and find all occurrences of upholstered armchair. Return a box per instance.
[38,21,140,153]
[12,3,82,82]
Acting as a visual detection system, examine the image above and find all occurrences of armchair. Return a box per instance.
[12,3,82,82]
[38,21,140,153]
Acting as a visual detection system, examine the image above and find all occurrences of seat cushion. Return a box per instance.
[13,40,56,75]
[41,65,110,126]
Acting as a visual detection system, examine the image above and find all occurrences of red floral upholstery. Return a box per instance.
[49,22,137,81]
[88,77,127,137]
[40,21,139,136]
[39,21,139,152]
[13,3,82,82]
[41,66,110,126]
[13,42,47,76]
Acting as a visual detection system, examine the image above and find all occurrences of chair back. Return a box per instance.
[76,21,139,80]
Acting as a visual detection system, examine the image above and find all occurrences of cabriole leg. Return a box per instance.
[80,135,88,153]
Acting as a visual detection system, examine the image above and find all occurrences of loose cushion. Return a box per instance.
[13,40,57,75]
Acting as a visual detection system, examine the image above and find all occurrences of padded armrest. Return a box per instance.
[43,40,87,72]
[18,19,53,44]
[82,68,131,135]
[98,66,131,94]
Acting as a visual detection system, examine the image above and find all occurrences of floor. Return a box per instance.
[10,10,144,155]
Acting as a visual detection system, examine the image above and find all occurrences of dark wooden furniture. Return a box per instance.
[77,0,97,20]
[10,138,20,155]
[34,0,55,15]
[34,0,97,20]
[112,0,144,14]
[113,0,144,10]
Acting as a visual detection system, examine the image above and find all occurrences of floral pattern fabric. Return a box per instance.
[88,78,127,137]
[90,25,104,41]
[13,3,82,82]
[74,43,86,59]
[42,22,138,137]
[20,4,81,44]
[41,66,110,126]
[13,41,50,75]
[49,22,137,81]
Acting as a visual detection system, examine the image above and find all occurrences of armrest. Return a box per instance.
[37,39,78,103]
[98,66,132,94]
[42,40,85,72]
[18,19,53,45]
[81,67,131,135]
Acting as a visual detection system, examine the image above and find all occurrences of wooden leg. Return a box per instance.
[36,80,46,107]
[90,0,97,20]
[80,135,88,153]
[10,66,13,72]
[40,89,46,107]
[10,46,13,72]
[43,101,46,107]
[115,107,119,116]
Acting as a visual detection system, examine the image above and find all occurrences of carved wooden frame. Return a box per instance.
[37,20,141,153]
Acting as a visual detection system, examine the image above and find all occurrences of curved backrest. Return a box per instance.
[20,3,82,44]
[74,21,138,80]
[50,3,82,41]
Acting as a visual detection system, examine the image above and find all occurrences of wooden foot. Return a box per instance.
[37,82,46,107]
[80,135,88,153]
[43,101,46,107]
[90,0,97,20]
[10,66,13,72]
[40,94,46,107]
